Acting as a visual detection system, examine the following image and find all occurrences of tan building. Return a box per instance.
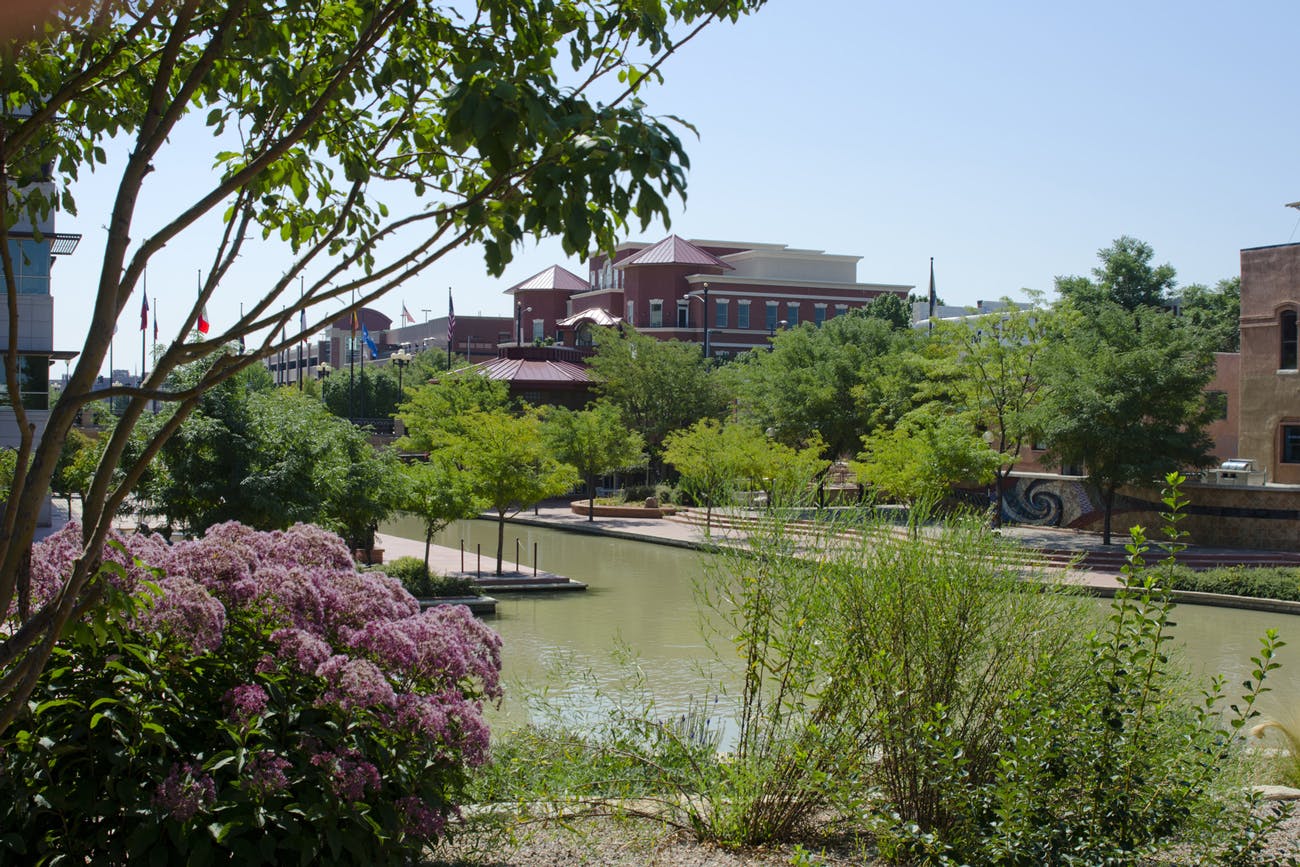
[1238,242,1300,484]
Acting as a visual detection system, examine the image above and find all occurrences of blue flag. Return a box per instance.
[361,322,379,359]
[358,321,379,358]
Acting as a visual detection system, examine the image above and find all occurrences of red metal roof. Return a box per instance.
[616,234,734,271]
[505,265,590,294]
[471,357,591,385]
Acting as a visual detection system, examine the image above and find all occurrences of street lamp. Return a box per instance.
[686,281,711,357]
[390,349,412,393]
[516,302,532,345]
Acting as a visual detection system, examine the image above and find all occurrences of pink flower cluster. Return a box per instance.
[310,747,381,802]
[222,683,269,725]
[153,762,216,822]
[396,795,446,840]
[245,751,292,798]
[30,521,503,761]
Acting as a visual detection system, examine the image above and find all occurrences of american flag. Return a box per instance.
[402,302,415,325]
[447,289,455,350]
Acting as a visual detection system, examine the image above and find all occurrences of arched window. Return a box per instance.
[1282,310,1298,370]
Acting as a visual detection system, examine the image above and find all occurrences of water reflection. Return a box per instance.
[384,516,1300,734]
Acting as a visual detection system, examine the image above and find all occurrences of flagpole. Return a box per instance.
[447,287,453,369]
[298,277,304,391]
[928,256,936,335]
[141,267,147,389]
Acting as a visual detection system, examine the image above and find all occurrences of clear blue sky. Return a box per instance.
[48,1,1300,372]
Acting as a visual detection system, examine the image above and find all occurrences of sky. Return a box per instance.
[44,1,1300,373]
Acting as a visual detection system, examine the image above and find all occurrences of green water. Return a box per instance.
[384,515,1300,733]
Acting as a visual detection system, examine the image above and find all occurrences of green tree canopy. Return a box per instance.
[588,327,730,466]
[1179,276,1241,353]
[0,0,763,730]
[853,406,1002,524]
[662,418,741,530]
[397,373,511,453]
[449,409,578,575]
[725,313,921,458]
[397,456,483,575]
[542,403,646,521]
[1056,236,1177,311]
[1033,304,1218,544]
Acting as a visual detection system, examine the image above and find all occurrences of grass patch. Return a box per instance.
[1167,565,1300,602]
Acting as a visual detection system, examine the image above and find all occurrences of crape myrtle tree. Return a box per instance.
[0,0,764,731]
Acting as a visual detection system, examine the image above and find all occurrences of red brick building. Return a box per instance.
[506,235,912,357]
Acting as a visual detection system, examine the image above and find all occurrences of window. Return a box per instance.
[1282,310,1298,370]
[0,355,49,410]
[1,239,51,296]
[531,318,544,342]
[677,301,689,328]
[738,300,751,329]
[1283,425,1300,463]
[814,304,827,327]
[835,304,848,318]
[649,299,663,328]
[714,299,729,329]
[786,302,799,326]
[625,300,635,326]
[765,301,779,332]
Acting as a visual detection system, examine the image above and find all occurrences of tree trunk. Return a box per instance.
[495,510,505,575]
[423,527,433,575]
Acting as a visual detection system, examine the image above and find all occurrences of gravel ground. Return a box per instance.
[429,806,1300,866]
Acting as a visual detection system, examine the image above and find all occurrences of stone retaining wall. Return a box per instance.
[1000,474,1300,551]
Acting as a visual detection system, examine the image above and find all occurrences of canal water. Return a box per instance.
[384,516,1300,736]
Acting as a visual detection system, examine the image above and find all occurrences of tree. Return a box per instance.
[730,426,829,509]
[398,456,482,575]
[1180,276,1240,353]
[930,306,1052,527]
[861,292,912,330]
[142,381,403,544]
[0,0,762,729]
[725,313,920,458]
[662,418,745,529]
[452,409,578,575]
[853,407,1002,519]
[1056,236,1177,312]
[397,372,511,454]
[1034,304,1218,544]
[588,327,730,467]
[542,403,645,521]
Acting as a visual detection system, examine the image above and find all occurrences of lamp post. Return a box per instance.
[686,281,711,357]
[516,302,532,345]
[316,362,332,404]
[390,348,412,394]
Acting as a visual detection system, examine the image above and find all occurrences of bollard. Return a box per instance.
[460,540,464,573]
[476,544,481,580]
[533,541,538,576]
[515,538,521,574]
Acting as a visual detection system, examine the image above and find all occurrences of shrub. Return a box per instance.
[1166,564,1300,602]
[0,522,501,865]
[363,556,478,598]
[869,475,1285,865]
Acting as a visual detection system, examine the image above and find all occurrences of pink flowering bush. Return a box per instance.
[1,521,501,865]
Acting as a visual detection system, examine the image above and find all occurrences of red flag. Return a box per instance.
[197,304,210,335]
[140,293,149,331]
